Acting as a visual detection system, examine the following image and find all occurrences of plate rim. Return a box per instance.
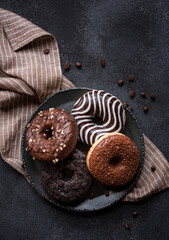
[21,87,145,212]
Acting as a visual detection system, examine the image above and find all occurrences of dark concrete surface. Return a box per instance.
[0,0,169,239]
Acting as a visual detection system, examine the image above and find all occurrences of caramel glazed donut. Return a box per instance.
[71,90,126,145]
[26,108,78,164]
[87,133,140,187]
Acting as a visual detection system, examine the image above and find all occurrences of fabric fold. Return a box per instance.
[123,134,169,201]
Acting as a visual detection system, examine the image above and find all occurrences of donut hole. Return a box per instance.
[42,127,53,139]
[92,115,103,125]
[59,168,74,182]
[110,157,121,165]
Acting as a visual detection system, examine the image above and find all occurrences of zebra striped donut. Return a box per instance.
[71,90,126,145]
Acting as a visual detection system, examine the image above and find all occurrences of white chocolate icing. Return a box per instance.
[71,90,126,145]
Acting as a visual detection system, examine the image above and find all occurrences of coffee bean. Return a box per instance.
[132,211,139,217]
[128,106,133,111]
[125,222,131,229]
[143,106,148,113]
[150,93,155,99]
[104,189,109,197]
[43,48,50,54]
[130,90,135,98]
[64,62,70,71]
[124,102,129,107]
[100,59,105,68]
[129,75,134,81]
[75,62,82,68]
[89,192,94,199]
[141,92,146,98]
[117,79,124,86]
[151,165,156,172]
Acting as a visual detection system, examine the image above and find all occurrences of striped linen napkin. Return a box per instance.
[0,8,168,201]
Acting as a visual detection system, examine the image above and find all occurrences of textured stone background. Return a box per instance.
[0,0,169,239]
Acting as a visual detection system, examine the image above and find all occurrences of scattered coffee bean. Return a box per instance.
[125,222,131,229]
[129,75,134,81]
[128,106,133,111]
[43,48,50,54]
[89,192,95,199]
[151,165,156,172]
[124,102,129,107]
[130,90,135,98]
[143,106,148,113]
[64,62,70,71]
[132,211,139,217]
[75,62,82,68]
[117,79,124,86]
[104,189,109,197]
[100,59,106,68]
[150,93,155,99]
[141,92,146,98]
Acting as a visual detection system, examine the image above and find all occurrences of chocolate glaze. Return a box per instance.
[87,133,140,187]
[26,108,78,163]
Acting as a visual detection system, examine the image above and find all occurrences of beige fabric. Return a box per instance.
[123,134,169,201]
[0,8,168,202]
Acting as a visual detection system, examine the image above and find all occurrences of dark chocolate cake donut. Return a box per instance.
[26,108,78,163]
[87,133,140,187]
[42,149,93,203]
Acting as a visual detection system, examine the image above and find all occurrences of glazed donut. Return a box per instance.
[86,133,140,187]
[71,90,126,145]
[26,108,78,163]
[42,149,93,203]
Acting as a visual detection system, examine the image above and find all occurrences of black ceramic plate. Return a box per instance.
[21,88,144,212]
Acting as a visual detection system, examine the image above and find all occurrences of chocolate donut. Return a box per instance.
[26,108,78,163]
[42,149,93,203]
[86,133,140,187]
[71,90,126,145]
